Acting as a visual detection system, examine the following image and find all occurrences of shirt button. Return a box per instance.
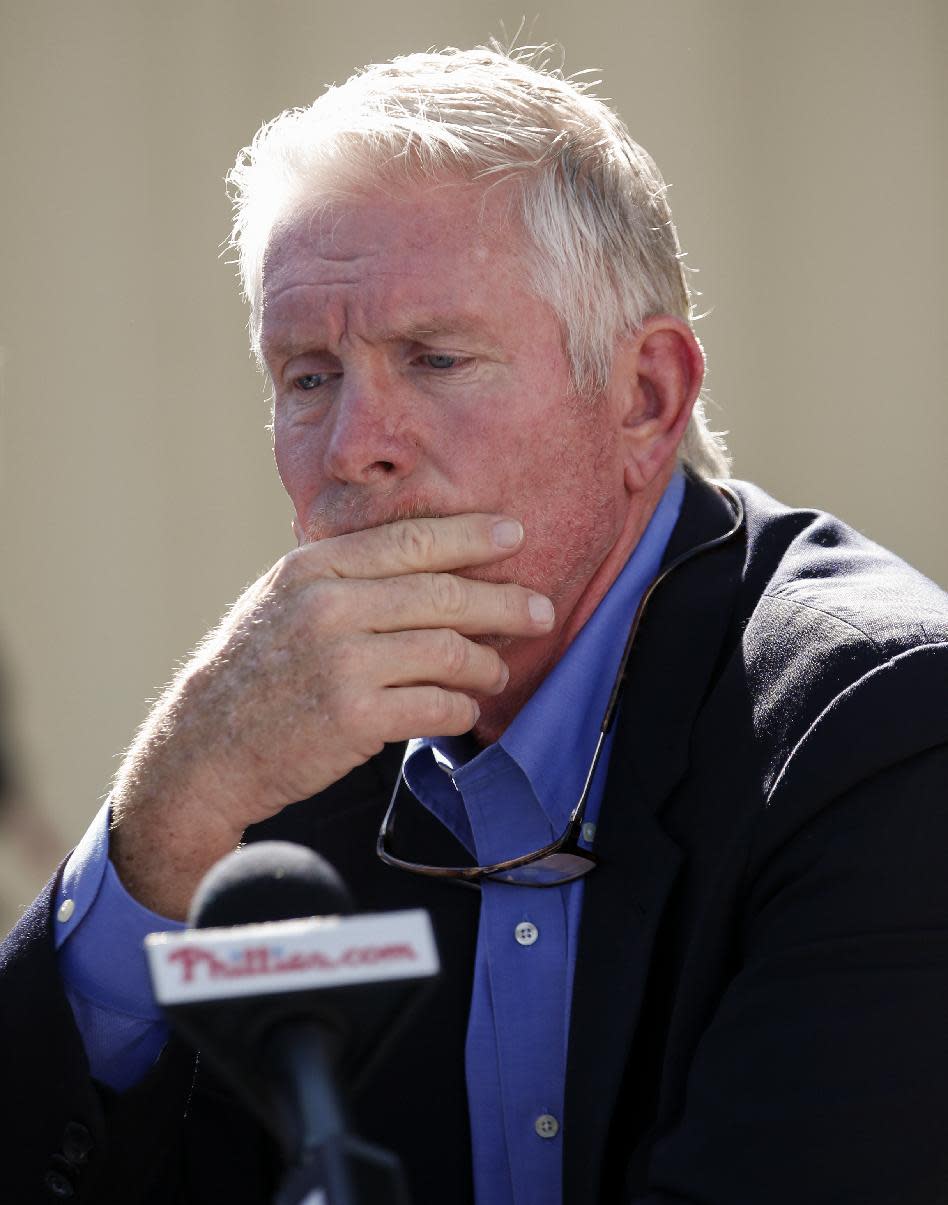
[57,899,76,923]
[44,1169,75,1198]
[514,921,539,946]
[535,1113,560,1139]
[62,1121,94,1165]
[581,821,597,844]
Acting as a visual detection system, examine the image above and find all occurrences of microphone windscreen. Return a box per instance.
[188,840,354,929]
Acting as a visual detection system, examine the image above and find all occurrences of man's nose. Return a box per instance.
[323,373,421,485]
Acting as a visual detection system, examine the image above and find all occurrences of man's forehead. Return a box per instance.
[263,177,521,278]
[259,183,530,354]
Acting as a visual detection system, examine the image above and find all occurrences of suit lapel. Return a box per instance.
[564,476,745,1204]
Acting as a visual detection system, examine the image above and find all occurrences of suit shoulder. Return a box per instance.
[722,481,948,795]
[730,478,948,653]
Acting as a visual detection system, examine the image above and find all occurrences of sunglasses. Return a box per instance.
[377,484,743,888]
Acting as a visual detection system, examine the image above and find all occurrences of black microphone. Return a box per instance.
[188,838,355,928]
[145,841,438,1205]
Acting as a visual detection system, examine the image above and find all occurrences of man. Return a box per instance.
[3,44,947,1205]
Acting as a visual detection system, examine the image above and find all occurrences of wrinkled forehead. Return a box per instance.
[261,174,526,298]
[257,175,551,366]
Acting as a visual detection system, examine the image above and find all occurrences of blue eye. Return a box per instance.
[296,373,329,391]
[421,354,463,370]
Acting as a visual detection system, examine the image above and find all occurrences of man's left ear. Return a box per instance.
[617,316,705,493]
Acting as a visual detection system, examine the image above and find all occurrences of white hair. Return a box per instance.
[227,45,730,477]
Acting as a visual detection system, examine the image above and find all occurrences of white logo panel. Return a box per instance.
[145,909,438,1004]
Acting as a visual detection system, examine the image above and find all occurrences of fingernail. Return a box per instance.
[492,519,523,548]
[528,594,555,624]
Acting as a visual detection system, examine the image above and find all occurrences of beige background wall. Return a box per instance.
[1,0,945,929]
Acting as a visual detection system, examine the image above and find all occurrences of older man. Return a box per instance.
[3,45,948,1205]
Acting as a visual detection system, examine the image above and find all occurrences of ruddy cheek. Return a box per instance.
[274,433,324,513]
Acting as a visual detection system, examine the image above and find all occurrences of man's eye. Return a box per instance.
[295,373,329,391]
[420,354,466,371]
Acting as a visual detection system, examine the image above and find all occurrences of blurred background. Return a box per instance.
[1,0,945,932]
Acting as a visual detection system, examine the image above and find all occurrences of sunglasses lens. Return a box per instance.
[487,851,595,886]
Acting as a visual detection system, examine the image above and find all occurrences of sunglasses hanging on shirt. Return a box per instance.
[377,484,744,888]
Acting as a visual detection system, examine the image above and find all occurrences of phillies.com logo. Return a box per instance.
[167,942,418,984]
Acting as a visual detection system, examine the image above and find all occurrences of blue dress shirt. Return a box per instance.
[401,470,684,1205]
[54,469,685,1201]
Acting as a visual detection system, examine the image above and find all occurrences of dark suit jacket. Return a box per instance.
[3,475,948,1204]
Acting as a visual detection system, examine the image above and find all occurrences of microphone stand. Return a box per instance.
[267,1024,411,1205]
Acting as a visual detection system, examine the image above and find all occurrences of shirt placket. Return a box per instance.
[459,758,570,1205]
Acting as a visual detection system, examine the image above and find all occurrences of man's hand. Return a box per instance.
[110,514,554,919]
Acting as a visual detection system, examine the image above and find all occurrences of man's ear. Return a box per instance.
[617,316,705,493]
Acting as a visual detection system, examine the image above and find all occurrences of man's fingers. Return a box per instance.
[310,572,554,638]
[346,630,510,695]
[301,513,525,580]
[375,685,482,741]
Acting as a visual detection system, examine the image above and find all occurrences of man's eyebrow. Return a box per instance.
[263,314,502,359]
[381,313,499,343]
[259,328,314,362]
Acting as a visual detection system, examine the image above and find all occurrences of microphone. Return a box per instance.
[188,838,355,927]
[144,841,439,1205]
